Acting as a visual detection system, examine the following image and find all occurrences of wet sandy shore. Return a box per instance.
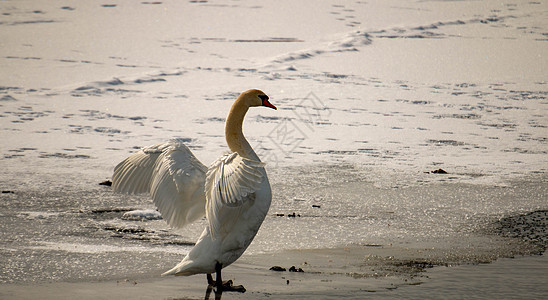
[1,225,545,299]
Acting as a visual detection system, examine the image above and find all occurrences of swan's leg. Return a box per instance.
[207,273,214,286]
[215,262,223,288]
[213,262,246,293]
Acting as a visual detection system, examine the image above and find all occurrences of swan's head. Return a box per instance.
[240,89,277,110]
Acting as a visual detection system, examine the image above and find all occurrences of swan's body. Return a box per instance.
[112,89,276,289]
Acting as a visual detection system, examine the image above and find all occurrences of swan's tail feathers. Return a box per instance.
[161,267,186,277]
[161,260,197,277]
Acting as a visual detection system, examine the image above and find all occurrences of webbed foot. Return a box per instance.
[206,263,246,293]
[217,280,245,293]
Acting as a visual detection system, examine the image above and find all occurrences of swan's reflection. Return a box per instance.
[204,285,220,300]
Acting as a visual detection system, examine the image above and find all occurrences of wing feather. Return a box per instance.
[112,139,207,228]
[205,153,265,239]
[112,147,161,194]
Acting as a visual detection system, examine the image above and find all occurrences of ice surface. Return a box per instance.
[122,209,163,221]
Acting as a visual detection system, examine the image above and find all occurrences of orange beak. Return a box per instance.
[262,98,277,110]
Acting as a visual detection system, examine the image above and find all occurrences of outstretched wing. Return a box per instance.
[205,152,265,239]
[113,143,167,195]
[112,139,207,228]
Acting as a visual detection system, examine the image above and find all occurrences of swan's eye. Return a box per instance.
[258,95,269,101]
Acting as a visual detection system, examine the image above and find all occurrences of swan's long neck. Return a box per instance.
[225,98,260,161]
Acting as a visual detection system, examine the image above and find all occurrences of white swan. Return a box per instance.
[112,89,276,291]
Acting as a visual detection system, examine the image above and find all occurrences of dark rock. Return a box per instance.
[91,207,133,214]
[431,168,448,174]
[289,266,304,272]
[99,180,112,186]
[269,266,286,272]
[275,213,285,217]
[1,190,15,194]
[312,204,321,208]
